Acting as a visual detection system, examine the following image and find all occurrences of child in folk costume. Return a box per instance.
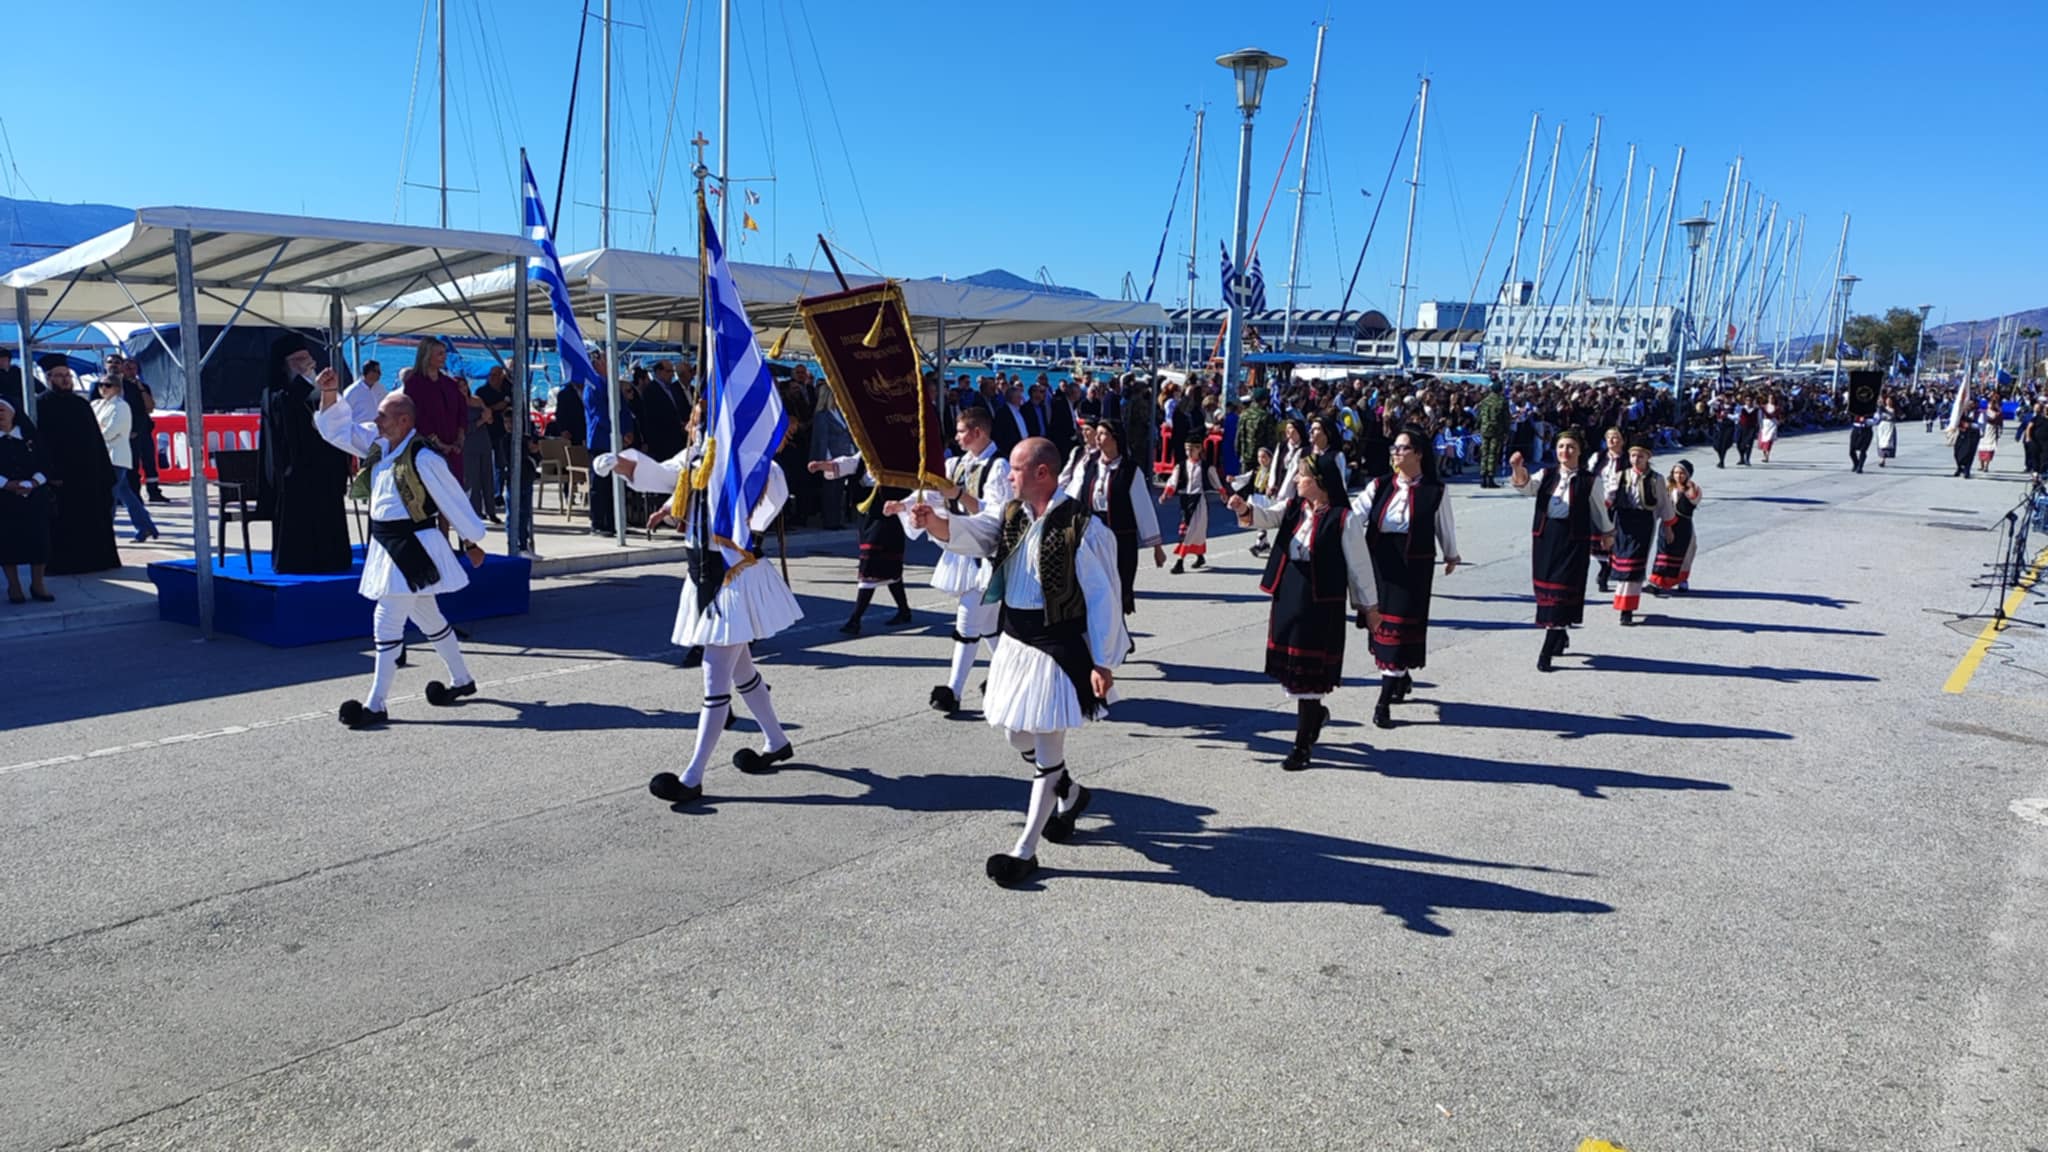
[913,438,1128,887]
[1250,419,1310,558]
[1229,452,1377,772]
[313,381,488,729]
[1351,426,1460,730]
[1066,418,1165,621]
[809,450,914,635]
[885,407,1015,715]
[1510,430,1615,673]
[1161,432,1226,574]
[608,435,803,805]
[1648,460,1703,595]
[1757,399,1781,462]
[1604,438,1674,626]
[1587,426,1627,593]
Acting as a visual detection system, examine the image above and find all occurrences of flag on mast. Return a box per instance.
[702,204,789,555]
[520,155,599,389]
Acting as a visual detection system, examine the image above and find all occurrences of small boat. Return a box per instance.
[990,352,1056,371]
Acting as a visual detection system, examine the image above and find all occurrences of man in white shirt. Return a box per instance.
[314,374,489,727]
[342,360,389,426]
[913,437,1126,887]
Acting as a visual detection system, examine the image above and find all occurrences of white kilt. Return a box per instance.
[931,551,988,597]
[672,561,804,648]
[358,528,470,600]
[982,637,1119,735]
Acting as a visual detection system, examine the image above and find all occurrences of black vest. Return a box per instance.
[1366,477,1443,560]
[1260,499,1351,603]
[986,498,1091,625]
[1081,454,1139,535]
[1531,468,1598,540]
[949,450,998,515]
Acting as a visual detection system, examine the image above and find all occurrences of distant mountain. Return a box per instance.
[1766,305,2048,359]
[938,268,1099,299]
[1,195,133,275]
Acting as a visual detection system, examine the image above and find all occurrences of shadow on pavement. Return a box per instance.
[1580,654,1876,682]
[1644,614,1882,637]
[1057,791,1614,936]
[1651,588,1858,609]
[1428,701,1792,742]
[1301,740,1732,799]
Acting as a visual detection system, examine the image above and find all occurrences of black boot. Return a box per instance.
[1284,698,1327,770]
[885,581,914,625]
[1171,557,1185,575]
[1537,628,1562,672]
[1373,678,1395,730]
[842,587,875,634]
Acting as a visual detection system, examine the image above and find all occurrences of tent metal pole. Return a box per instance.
[173,228,214,638]
[13,290,33,424]
[511,253,531,557]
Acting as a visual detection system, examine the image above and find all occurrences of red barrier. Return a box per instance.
[153,412,262,483]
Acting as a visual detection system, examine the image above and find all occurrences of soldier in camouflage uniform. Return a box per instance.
[1476,381,1509,488]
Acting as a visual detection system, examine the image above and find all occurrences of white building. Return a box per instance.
[1483,281,1685,366]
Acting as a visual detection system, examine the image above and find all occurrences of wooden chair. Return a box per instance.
[213,449,264,571]
[535,438,570,513]
[563,443,592,511]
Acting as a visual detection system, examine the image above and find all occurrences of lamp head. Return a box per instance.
[1215,48,1288,115]
[1680,216,1713,254]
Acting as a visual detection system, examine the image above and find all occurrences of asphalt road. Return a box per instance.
[3,425,2044,1152]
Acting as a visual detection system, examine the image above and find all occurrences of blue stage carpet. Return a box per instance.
[148,547,532,647]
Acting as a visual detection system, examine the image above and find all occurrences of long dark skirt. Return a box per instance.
[1264,559,1347,696]
[1531,517,1591,627]
[1651,504,1697,589]
[0,486,51,565]
[1114,527,1138,614]
[1367,532,1434,672]
[857,492,908,584]
[1609,505,1656,583]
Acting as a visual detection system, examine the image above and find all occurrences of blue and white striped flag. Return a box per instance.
[702,204,788,554]
[1218,240,1235,306]
[520,155,600,389]
[1244,251,1267,313]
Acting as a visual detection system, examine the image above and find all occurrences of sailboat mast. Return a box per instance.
[1392,76,1428,372]
[1282,22,1326,348]
[1524,122,1563,359]
[1186,107,1204,369]
[718,0,731,243]
[1569,115,1600,363]
[1780,215,1803,368]
[1607,143,1634,365]
[1507,113,1538,298]
[437,0,448,227]
[1649,145,1682,318]
[1628,164,1655,358]
[1747,203,1777,356]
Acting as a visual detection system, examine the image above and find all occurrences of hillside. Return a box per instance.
[1,195,132,274]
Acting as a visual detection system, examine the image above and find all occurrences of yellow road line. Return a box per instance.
[1944,545,2048,694]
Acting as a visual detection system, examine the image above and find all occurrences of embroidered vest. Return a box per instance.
[949,451,996,516]
[1259,499,1350,603]
[1081,454,1139,534]
[1531,468,1596,541]
[985,498,1090,625]
[349,435,439,523]
[1367,478,1443,560]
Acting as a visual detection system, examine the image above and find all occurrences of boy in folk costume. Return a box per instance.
[884,407,1015,715]
[1161,431,1226,574]
[1604,438,1674,626]
[607,431,804,805]
[313,380,487,728]
[912,437,1128,887]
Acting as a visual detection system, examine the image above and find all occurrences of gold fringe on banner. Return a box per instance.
[861,303,889,349]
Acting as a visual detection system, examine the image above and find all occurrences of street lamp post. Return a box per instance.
[1831,272,1860,400]
[1909,303,1933,396]
[1674,212,1713,396]
[1215,46,1286,406]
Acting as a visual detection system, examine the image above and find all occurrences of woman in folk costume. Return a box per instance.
[1309,414,1349,492]
[1229,452,1377,772]
[609,427,803,805]
[1250,418,1311,558]
[1604,437,1674,627]
[1161,431,1225,574]
[1648,460,1703,596]
[913,438,1128,886]
[809,450,914,635]
[1757,395,1781,463]
[1350,426,1461,730]
[1587,426,1627,594]
[1874,400,1898,467]
[885,406,1014,715]
[1510,429,1614,673]
[1065,417,1164,622]
[312,380,489,729]
[1057,418,1099,488]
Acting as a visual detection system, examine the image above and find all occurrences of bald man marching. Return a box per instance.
[315,372,489,727]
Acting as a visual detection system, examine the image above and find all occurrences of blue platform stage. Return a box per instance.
[148,547,532,647]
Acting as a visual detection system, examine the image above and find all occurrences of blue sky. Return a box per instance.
[4,0,2041,330]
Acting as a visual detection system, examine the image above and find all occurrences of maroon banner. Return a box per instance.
[798,283,943,489]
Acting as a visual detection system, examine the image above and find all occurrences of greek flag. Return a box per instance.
[1218,241,1268,314]
[1218,240,1235,305]
[521,155,599,389]
[702,204,788,554]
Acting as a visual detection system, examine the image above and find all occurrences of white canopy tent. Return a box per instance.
[4,207,537,635]
[361,246,1170,358]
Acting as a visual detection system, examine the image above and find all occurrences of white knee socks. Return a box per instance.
[732,651,788,752]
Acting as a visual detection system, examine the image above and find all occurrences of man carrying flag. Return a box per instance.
[606,201,803,806]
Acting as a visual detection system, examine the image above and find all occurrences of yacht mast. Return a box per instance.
[600,0,624,544]
[1628,163,1656,360]
[718,0,731,243]
[1392,76,1428,372]
[1649,145,1683,318]
[1523,122,1564,360]
[1568,115,1600,362]
[1282,21,1327,347]
[1506,112,1539,309]
[1186,107,1203,368]
[1606,143,1634,365]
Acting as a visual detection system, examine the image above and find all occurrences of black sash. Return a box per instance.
[369,517,441,592]
[1000,607,1101,717]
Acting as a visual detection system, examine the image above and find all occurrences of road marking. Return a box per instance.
[1942,547,2048,695]
[2013,799,2048,829]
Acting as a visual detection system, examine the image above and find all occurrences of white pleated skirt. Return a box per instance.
[672,562,804,648]
[358,531,470,600]
[982,639,1119,734]
[930,551,986,596]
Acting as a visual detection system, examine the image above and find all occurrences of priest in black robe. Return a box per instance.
[259,335,354,574]
[35,356,121,575]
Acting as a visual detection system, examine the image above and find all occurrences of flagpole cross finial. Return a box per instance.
[689,132,712,179]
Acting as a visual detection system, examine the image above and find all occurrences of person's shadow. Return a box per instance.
[1057,791,1614,937]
